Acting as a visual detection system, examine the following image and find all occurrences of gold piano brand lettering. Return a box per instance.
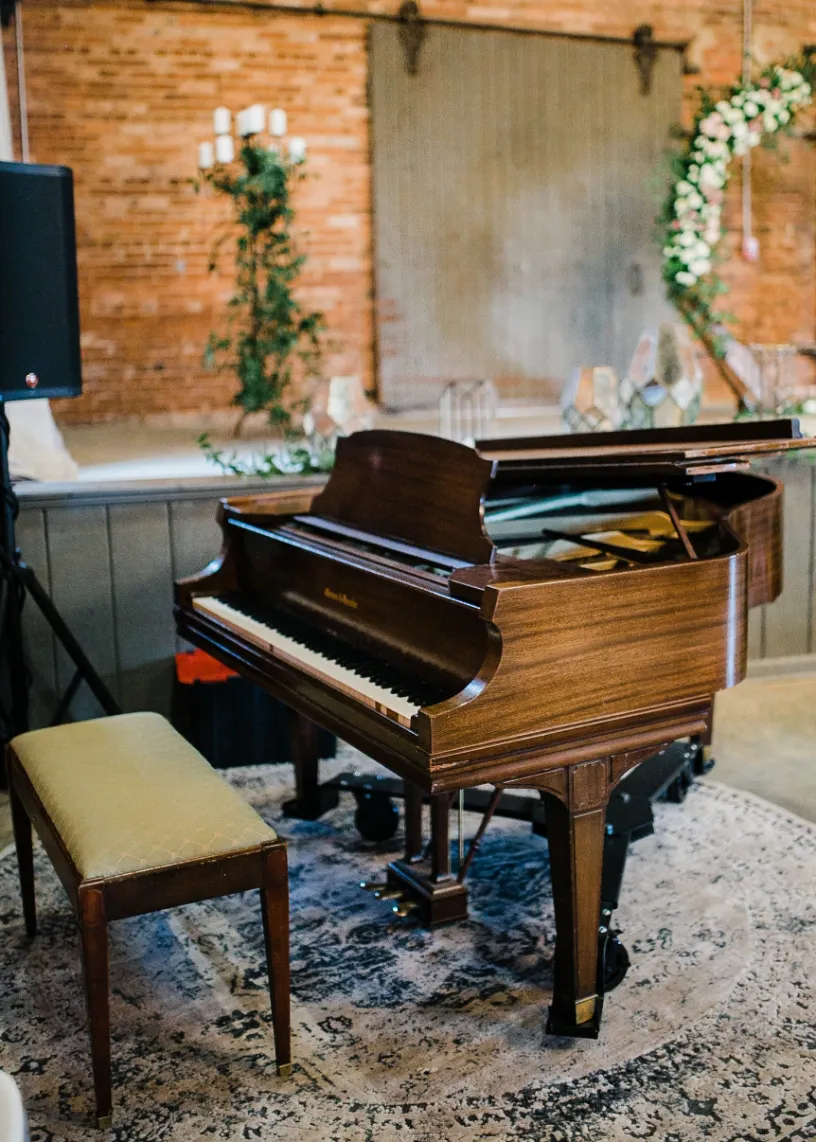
[324,587,359,609]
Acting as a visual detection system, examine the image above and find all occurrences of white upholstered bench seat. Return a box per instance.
[10,712,277,879]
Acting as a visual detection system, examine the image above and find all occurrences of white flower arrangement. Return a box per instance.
[660,56,814,358]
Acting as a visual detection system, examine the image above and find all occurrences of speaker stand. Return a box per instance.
[0,400,120,756]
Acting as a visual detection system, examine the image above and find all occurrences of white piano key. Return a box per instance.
[192,596,419,726]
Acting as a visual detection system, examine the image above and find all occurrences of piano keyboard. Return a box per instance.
[192,594,446,727]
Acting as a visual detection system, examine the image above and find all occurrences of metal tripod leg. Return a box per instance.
[0,401,120,746]
[2,552,120,719]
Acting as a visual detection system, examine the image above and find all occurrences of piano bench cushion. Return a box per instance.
[8,712,277,880]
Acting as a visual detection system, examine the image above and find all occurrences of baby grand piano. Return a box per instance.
[175,420,811,1039]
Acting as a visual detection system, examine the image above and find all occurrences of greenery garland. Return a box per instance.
[198,142,323,434]
[196,431,335,477]
[659,55,815,360]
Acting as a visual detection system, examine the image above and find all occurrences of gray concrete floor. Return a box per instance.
[1,672,815,856]
[711,672,816,822]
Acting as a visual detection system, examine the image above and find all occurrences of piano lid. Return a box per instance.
[308,430,496,565]
[477,419,814,481]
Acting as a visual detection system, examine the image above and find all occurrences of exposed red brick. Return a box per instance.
[4,0,815,421]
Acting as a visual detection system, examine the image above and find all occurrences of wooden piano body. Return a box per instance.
[175,421,809,1038]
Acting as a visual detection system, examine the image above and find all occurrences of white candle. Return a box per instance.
[245,103,266,135]
[235,109,248,137]
[198,141,215,169]
[213,106,231,135]
[288,135,307,162]
[215,134,235,163]
[269,108,287,137]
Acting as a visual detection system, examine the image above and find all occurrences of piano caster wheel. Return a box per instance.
[598,928,630,994]
[666,767,693,804]
[354,791,400,842]
[693,745,716,776]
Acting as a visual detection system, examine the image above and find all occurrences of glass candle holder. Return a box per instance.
[619,324,703,430]
[560,366,621,433]
[747,344,798,415]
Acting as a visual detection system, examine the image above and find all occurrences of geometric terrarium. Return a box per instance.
[747,343,799,415]
[619,324,703,430]
[560,366,622,433]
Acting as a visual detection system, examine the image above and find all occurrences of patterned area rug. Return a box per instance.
[2,748,816,1141]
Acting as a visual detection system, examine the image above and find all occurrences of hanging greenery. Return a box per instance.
[196,432,336,477]
[198,141,323,434]
[659,54,815,360]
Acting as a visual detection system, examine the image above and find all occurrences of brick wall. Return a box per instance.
[8,0,816,422]
[3,12,21,159]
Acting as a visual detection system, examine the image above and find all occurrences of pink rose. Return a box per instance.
[699,111,726,138]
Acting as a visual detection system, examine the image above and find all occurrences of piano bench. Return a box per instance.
[4,712,291,1128]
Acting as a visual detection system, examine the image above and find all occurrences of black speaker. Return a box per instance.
[0,161,82,401]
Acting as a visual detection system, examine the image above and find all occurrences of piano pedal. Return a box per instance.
[392,899,418,918]
[360,881,405,902]
[373,887,405,902]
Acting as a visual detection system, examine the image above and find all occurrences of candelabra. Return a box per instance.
[197,103,307,170]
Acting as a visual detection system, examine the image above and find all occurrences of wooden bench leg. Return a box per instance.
[260,842,291,1076]
[78,884,112,1128]
[9,779,36,937]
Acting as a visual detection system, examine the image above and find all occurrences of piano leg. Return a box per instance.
[387,791,469,926]
[431,794,452,879]
[694,698,717,776]
[540,785,606,1039]
[282,708,340,820]
[403,782,423,863]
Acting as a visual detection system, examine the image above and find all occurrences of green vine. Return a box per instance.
[659,54,815,360]
[198,141,323,433]
[197,431,335,477]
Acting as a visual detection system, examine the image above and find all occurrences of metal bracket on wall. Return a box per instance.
[398,0,427,76]
[633,24,658,95]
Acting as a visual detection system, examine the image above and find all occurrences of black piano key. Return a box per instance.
[219,594,449,708]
